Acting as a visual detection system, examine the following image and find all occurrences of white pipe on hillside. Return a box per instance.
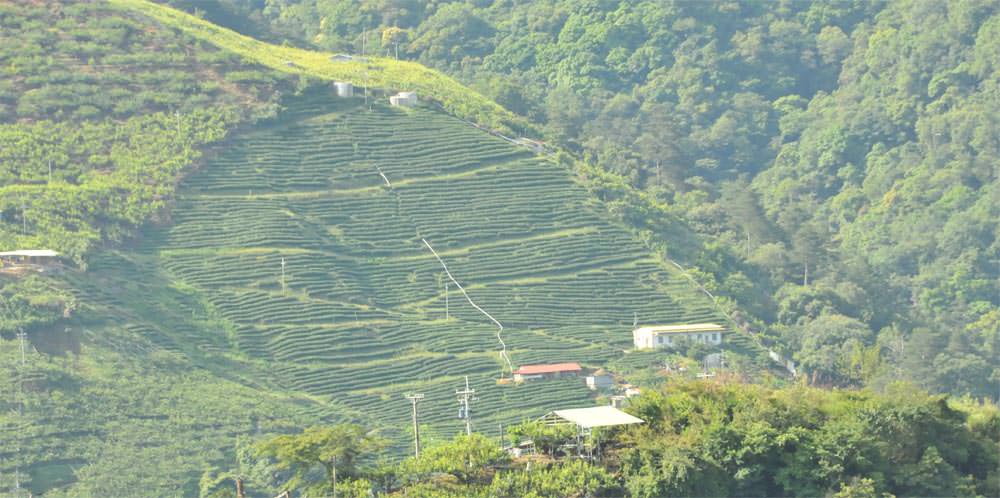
[421,238,513,375]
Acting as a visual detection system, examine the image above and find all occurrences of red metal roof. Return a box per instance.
[512,362,582,375]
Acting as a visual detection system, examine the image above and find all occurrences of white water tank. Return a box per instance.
[334,81,354,97]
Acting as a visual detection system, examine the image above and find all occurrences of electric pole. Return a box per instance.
[331,455,337,498]
[17,328,26,365]
[405,393,424,457]
[445,282,449,320]
[14,328,26,497]
[456,376,476,436]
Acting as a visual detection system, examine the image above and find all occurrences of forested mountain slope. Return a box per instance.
[0,1,758,495]
[198,0,1000,398]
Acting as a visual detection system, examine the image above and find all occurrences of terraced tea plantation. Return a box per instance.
[137,94,732,448]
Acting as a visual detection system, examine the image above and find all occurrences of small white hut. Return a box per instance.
[389,91,418,107]
[333,81,354,97]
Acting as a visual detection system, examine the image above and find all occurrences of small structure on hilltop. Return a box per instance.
[389,91,418,107]
[632,323,724,350]
[330,53,367,63]
[585,369,613,390]
[333,81,354,97]
[512,362,581,383]
[0,250,60,275]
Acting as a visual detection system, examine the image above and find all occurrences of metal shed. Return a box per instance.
[538,406,644,458]
[541,406,644,428]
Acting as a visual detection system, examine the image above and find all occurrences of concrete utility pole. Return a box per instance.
[445,282,449,320]
[405,393,425,457]
[331,455,338,498]
[456,376,476,436]
[17,329,27,365]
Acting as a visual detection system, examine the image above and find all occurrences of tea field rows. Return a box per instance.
[133,95,742,448]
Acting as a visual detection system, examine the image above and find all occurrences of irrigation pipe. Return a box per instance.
[421,238,514,376]
[375,164,392,188]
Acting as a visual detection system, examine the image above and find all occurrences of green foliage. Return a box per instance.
[0,109,237,265]
[506,420,575,458]
[487,459,616,498]
[795,313,874,387]
[0,275,75,333]
[617,380,999,498]
[0,0,284,123]
[255,424,384,496]
[400,433,509,485]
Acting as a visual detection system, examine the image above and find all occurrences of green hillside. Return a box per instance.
[2,1,997,496]
[0,2,768,494]
[109,0,530,136]
[134,92,745,441]
[1,90,754,496]
[215,0,1000,399]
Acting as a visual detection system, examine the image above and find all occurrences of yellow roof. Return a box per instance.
[633,323,724,335]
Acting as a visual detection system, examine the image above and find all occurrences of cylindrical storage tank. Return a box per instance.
[334,81,354,97]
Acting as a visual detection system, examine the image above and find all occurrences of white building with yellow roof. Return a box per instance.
[632,323,724,350]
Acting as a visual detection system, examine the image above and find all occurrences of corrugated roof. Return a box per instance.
[633,323,723,335]
[513,362,582,375]
[551,406,644,428]
[0,250,59,257]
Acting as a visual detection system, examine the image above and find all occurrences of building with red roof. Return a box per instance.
[512,362,582,382]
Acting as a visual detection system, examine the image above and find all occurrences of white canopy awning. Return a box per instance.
[547,406,644,428]
[0,250,59,257]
